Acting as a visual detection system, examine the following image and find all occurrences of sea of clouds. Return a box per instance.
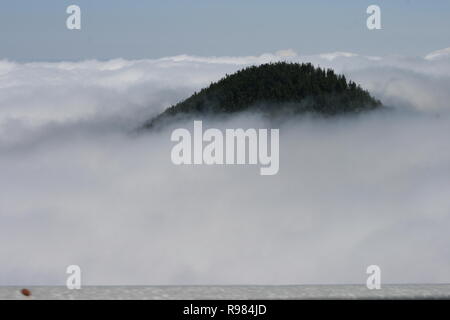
[1,48,450,285]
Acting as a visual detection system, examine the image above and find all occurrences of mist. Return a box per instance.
[1,50,450,285]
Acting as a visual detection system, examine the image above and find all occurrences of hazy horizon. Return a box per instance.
[1,0,450,62]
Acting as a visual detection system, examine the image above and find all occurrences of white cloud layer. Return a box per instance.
[1,49,450,285]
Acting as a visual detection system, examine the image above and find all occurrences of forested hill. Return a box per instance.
[143,62,382,129]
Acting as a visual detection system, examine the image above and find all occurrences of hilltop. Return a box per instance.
[143,62,382,129]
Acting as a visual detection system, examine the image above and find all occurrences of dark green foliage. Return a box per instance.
[143,62,382,129]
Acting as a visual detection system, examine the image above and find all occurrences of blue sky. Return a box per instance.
[0,0,449,61]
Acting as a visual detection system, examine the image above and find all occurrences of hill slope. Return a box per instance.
[143,62,382,129]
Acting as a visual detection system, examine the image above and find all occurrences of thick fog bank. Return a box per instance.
[1,50,450,284]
